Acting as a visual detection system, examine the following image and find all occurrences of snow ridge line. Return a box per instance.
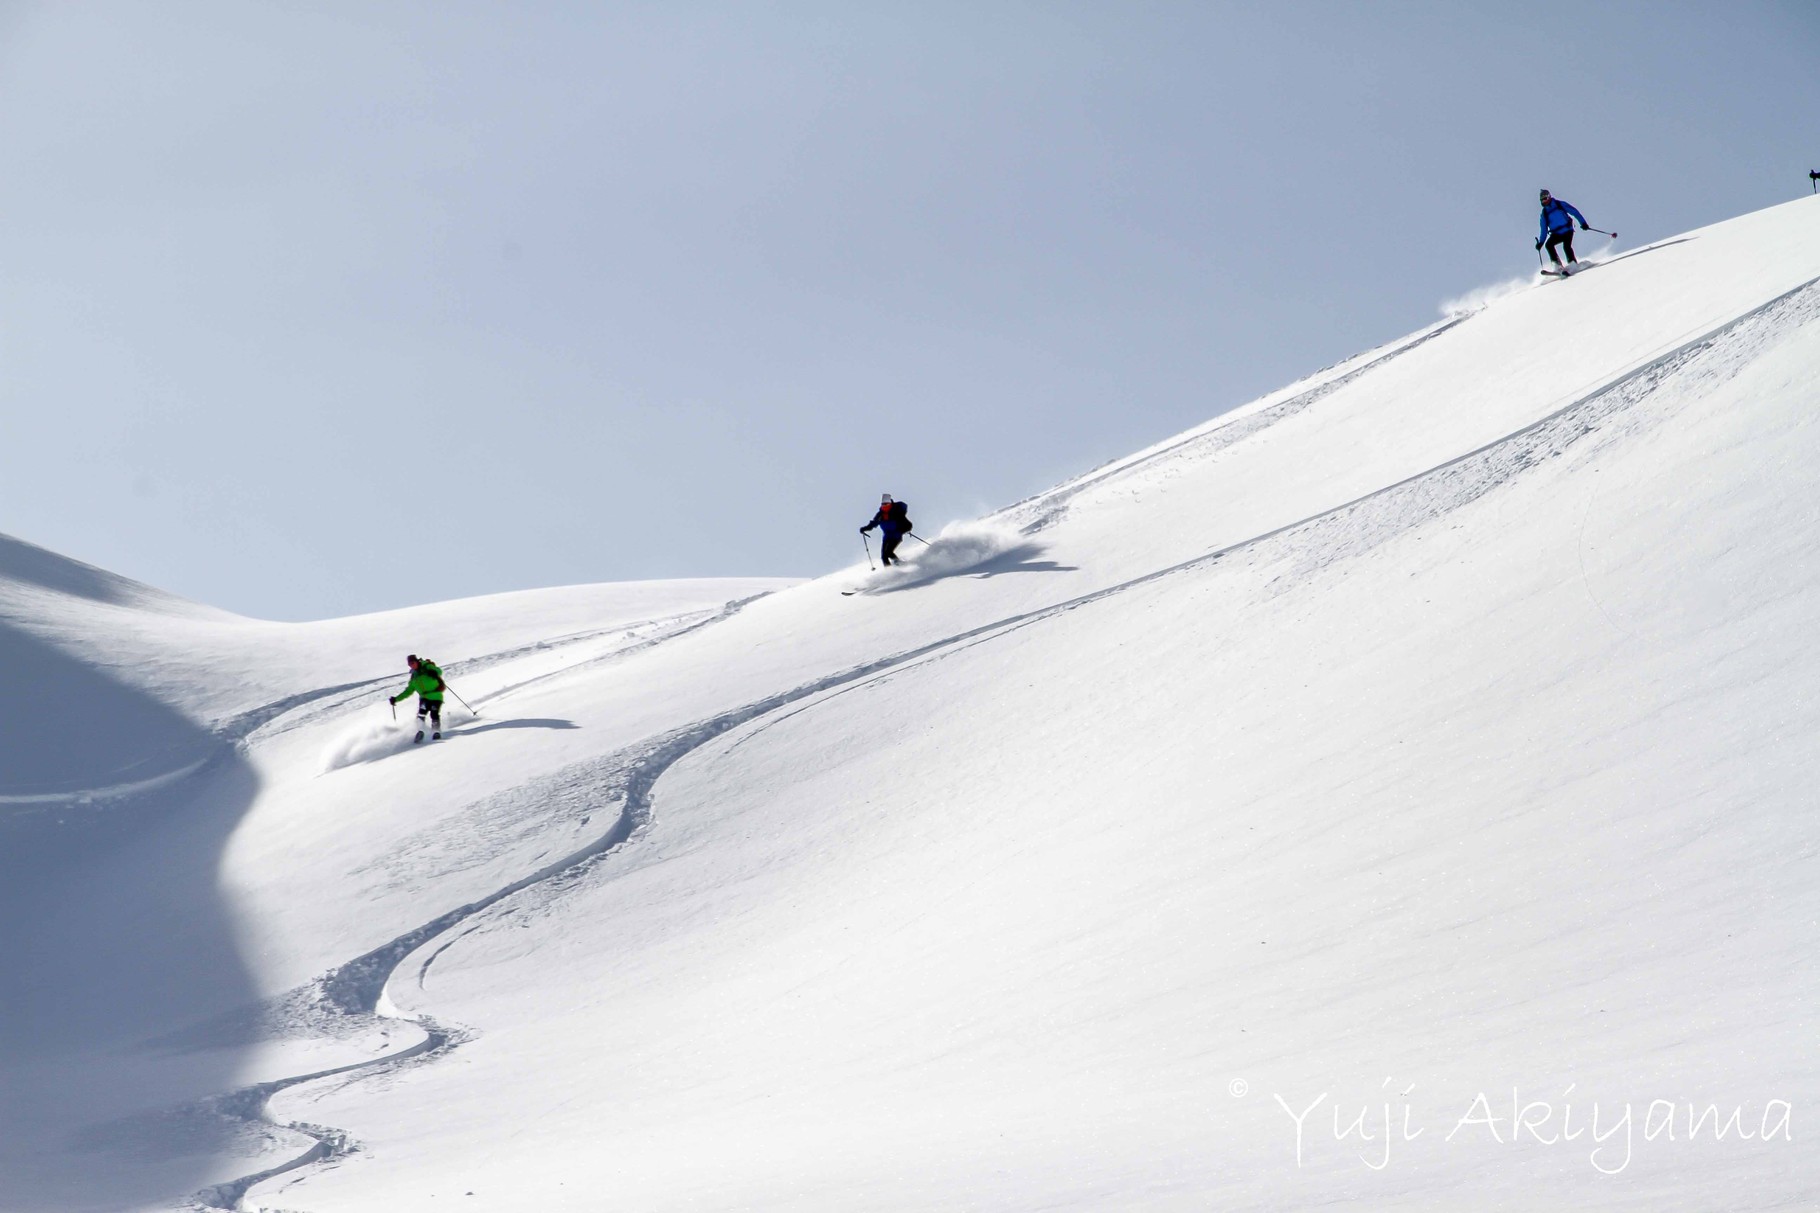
[734,273,1820,750]
[1004,314,1470,533]
[845,273,1820,681]
[192,277,1815,1209]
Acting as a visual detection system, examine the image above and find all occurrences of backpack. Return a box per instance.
[888,500,911,529]
[419,659,446,690]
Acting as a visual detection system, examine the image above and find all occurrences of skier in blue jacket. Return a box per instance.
[1535,189,1591,272]
[861,494,913,566]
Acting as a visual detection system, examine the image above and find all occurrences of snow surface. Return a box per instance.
[4,197,1819,1212]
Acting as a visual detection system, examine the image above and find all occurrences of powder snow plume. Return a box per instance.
[861,520,1034,593]
[322,717,421,771]
[1442,234,1623,317]
[1439,272,1534,318]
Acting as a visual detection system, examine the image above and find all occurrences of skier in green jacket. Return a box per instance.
[389,654,447,743]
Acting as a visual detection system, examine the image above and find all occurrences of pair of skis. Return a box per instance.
[846,533,932,594]
[1540,227,1618,279]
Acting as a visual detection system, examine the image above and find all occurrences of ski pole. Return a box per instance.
[1584,226,1617,238]
[909,533,933,546]
[861,532,875,570]
[390,698,397,721]
[445,685,479,718]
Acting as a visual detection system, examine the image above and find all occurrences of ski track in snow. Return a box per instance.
[0,755,213,807]
[312,597,772,771]
[184,596,769,768]
[473,592,777,705]
[1268,274,1820,585]
[0,679,384,833]
[1005,313,1470,535]
[187,1021,454,1211]
[192,276,1820,1209]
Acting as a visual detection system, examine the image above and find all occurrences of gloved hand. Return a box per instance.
[1535,238,1544,251]
[1579,222,1589,230]
[388,696,398,705]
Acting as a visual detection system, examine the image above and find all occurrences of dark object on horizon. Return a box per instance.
[1810,169,1818,194]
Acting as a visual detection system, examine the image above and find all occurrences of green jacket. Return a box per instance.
[393,661,446,704]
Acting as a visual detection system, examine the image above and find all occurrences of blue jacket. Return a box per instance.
[863,501,911,538]
[1540,198,1587,240]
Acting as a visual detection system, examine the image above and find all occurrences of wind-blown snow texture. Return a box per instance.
[3,198,1818,1212]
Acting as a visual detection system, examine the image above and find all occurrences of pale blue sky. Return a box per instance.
[3,1,1816,619]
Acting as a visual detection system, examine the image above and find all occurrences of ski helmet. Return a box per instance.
[881,493,893,503]
[407,654,419,666]
[1539,189,1552,201]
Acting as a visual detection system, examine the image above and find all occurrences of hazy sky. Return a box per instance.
[3,1,1816,620]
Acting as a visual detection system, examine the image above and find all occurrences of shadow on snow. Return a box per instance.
[865,540,1077,595]
[0,622,262,1211]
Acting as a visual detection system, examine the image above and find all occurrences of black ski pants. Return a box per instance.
[1544,229,1578,266]
[415,699,443,729]
[880,531,905,565]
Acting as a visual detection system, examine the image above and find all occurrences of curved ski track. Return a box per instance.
[191,276,1820,1209]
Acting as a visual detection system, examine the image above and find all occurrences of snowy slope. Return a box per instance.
[5,197,1819,1212]
[0,557,792,1211]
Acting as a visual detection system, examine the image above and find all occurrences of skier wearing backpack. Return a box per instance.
[861,494,913,566]
[389,654,447,743]
[1535,188,1592,272]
